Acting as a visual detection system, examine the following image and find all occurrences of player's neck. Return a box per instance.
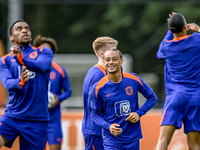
[13,43,29,50]
[107,71,122,83]
[173,30,187,38]
[97,59,105,68]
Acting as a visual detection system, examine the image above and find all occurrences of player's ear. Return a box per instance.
[10,35,14,42]
[99,51,104,59]
[183,24,187,29]
[120,58,124,65]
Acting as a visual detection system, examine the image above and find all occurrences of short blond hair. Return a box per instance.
[92,37,118,57]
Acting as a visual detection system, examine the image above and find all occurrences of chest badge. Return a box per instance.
[125,86,133,96]
[29,51,38,59]
[50,71,56,79]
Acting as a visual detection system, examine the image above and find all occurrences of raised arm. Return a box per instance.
[0,59,29,91]
[12,45,53,73]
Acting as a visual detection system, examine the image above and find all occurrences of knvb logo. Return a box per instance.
[115,100,131,117]
[50,71,56,80]
[125,86,133,96]
[27,70,36,79]
[29,51,38,59]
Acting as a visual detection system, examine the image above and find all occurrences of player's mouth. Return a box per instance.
[108,65,116,70]
[22,34,29,39]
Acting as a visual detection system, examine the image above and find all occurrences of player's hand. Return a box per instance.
[48,94,59,110]
[109,123,122,136]
[187,23,200,32]
[125,112,140,123]
[167,12,176,21]
[21,66,29,83]
[11,45,21,57]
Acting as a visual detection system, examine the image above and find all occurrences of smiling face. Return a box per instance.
[10,21,32,46]
[103,49,123,74]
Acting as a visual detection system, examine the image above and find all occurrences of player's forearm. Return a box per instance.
[136,92,158,117]
[2,78,23,90]
[57,90,72,103]
[15,49,53,73]
[92,110,112,131]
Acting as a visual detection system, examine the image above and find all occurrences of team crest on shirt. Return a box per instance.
[115,100,131,117]
[29,51,38,59]
[50,71,56,79]
[125,86,133,96]
[18,65,35,79]
[27,70,35,79]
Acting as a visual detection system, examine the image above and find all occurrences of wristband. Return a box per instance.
[198,29,200,33]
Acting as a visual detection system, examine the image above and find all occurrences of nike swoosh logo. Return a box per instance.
[106,93,113,97]
[11,59,16,62]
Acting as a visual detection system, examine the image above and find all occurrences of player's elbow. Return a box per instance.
[151,92,158,105]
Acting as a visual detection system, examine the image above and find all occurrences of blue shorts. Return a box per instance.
[83,133,103,150]
[160,93,200,133]
[47,118,62,145]
[104,140,139,150]
[0,115,48,150]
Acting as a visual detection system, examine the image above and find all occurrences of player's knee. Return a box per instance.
[49,144,61,150]
[187,144,199,150]
[187,138,199,150]
[0,135,8,147]
[187,131,200,150]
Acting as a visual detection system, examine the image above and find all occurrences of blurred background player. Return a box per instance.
[156,12,200,150]
[81,37,118,150]
[91,49,158,150]
[33,35,72,150]
[0,20,53,149]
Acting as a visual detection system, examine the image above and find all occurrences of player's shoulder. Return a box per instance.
[123,72,137,77]
[123,72,144,86]
[31,45,53,55]
[192,32,200,39]
[89,64,106,75]
[85,65,106,83]
[51,62,66,78]
[0,52,13,65]
[96,76,109,89]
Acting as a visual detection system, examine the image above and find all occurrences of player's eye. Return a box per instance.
[105,58,110,62]
[113,58,118,61]
[25,27,30,31]
[16,27,22,31]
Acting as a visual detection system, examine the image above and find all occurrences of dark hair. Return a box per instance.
[108,48,123,59]
[168,13,186,33]
[9,19,26,35]
[33,35,58,54]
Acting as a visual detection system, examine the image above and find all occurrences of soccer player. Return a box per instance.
[156,12,200,150]
[0,20,53,149]
[82,37,118,150]
[33,35,72,150]
[91,49,158,150]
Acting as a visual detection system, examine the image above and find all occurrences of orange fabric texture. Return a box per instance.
[52,62,65,78]
[1,52,12,65]
[17,54,25,66]
[166,35,191,42]
[95,76,109,98]
[123,72,144,86]
[19,77,25,89]
[95,64,106,76]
